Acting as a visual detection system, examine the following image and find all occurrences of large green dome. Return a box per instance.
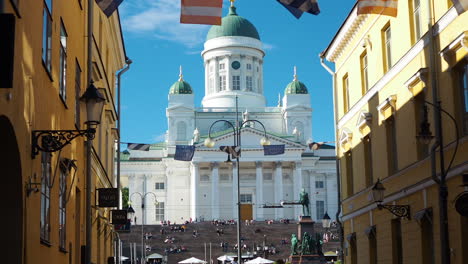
[285,80,308,94]
[206,6,260,41]
[169,80,192,94]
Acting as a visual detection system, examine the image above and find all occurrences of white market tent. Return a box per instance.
[244,257,274,264]
[147,253,164,259]
[178,257,208,264]
[217,255,234,263]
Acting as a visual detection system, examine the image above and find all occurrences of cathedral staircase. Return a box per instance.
[119,221,340,263]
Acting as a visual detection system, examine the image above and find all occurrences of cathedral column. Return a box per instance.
[214,57,219,92]
[274,161,283,219]
[308,170,317,220]
[226,55,232,91]
[293,162,303,217]
[255,161,264,220]
[205,61,209,95]
[211,162,219,220]
[252,57,258,92]
[240,55,245,91]
[232,161,238,219]
[190,162,199,220]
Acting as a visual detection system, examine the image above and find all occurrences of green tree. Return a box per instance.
[122,187,129,208]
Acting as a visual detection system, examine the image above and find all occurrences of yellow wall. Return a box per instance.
[0,0,126,263]
[325,1,468,263]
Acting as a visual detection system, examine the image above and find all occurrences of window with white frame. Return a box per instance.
[42,0,53,73]
[40,152,52,242]
[263,172,273,181]
[155,202,165,222]
[59,22,67,102]
[155,182,165,190]
[220,174,230,181]
[219,75,226,91]
[246,76,253,91]
[200,174,210,182]
[240,194,252,203]
[411,0,422,43]
[247,63,252,70]
[233,75,240,90]
[315,181,324,189]
[316,200,325,220]
[219,63,225,70]
[209,77,214,93]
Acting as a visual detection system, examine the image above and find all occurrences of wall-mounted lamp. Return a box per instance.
[372,179,411,219]
[31,82,105,158]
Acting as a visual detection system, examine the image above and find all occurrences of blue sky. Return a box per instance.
[118,0,355,145]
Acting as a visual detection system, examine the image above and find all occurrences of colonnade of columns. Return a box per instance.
[189,161,304,221]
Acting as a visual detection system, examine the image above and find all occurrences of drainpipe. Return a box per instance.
[116,57,132,208]
[85,0,94,263]
[319,54,344,262]
[425,1,450,263]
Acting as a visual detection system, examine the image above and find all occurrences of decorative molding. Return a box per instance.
[377,95,397,120]
[339,129,353,147]
[356,111,372,130]
[440,31,468,64]
[404,68,428,91]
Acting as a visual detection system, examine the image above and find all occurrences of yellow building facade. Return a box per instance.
[322,1,467,263]
[0,0,126,263]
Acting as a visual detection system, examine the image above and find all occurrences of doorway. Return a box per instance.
[0,116,23,264]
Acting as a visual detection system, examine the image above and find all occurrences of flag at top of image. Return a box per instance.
[277,0,320,19]
[180,0,223,25]
[452,0,468,14]
[357,0,398,17]
[95,0,124,17]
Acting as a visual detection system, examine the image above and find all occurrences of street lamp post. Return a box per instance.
[204,98,271,263]
[417,100,460,264]
[127,192,158,264]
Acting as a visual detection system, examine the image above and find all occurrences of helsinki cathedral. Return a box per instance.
[120,4,337,225]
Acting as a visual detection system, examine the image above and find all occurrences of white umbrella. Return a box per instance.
[217,255,234,263]
[147,253,164,259]
[244,257,274,264]
[178,257,208,264]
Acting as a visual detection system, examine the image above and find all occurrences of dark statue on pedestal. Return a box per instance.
[289,190,326,264]
[299,188,310,216]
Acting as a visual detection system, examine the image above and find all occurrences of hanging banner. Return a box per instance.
[111,210,128,225]
[98,188,119,207]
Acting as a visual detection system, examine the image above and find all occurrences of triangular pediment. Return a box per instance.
[167,104,194,111]
[283,104,312,111]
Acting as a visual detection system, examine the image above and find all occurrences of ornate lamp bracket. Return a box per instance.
[32,128,96,158]
[378,204,411,219]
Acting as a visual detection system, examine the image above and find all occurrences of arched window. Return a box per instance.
[176,121,187,141]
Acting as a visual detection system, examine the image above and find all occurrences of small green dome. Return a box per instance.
[285,80,308,94]
[206,6,260,41]
[169,80,193,94]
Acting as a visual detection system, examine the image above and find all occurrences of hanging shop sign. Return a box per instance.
[98,188,119,207]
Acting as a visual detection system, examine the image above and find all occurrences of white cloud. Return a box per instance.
[121,0,210,48]
[152,133,166,143]
[262,43,275,51]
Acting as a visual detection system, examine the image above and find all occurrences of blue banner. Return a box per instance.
[175,145,196,161]
[264,145,285,155]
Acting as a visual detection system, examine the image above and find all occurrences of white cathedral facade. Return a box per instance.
[120,5,337,225]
